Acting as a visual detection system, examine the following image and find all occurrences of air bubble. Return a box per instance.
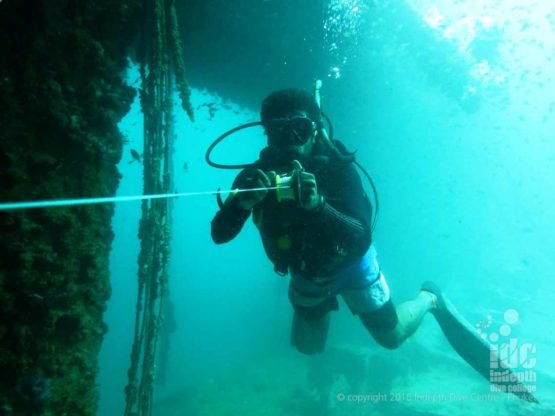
[504,309,519,325]
[499,324,511,337]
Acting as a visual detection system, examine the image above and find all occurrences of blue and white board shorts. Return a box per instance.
[288,245,391,315]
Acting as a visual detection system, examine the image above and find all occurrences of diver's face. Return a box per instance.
[265,111,317,158]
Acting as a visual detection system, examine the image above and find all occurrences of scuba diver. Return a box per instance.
[210,88,437,352]
[208,88,538,404]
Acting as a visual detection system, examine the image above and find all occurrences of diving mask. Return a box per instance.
[266,116,317,147]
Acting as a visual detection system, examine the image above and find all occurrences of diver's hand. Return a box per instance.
[232,169,272,210]
[291,160,324,211]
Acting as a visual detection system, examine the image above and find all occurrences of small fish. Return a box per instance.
[183,162,189,172]
[129,149,142,164]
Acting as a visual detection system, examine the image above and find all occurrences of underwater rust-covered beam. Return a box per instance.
[0,1,142,415]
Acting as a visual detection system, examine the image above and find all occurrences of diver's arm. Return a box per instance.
[317,203,368,237]
[210,200,251,244]
[210,168,270,244]
[305,163,372,256]
[312,202,371,257]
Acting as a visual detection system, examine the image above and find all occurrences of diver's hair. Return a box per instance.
[260,89,321,125]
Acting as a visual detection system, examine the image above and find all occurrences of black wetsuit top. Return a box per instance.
[211,145,373,278]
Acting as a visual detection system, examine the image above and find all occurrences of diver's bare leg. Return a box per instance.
[362,291,436,349]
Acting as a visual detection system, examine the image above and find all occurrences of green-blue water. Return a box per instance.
[98,1,555,415]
